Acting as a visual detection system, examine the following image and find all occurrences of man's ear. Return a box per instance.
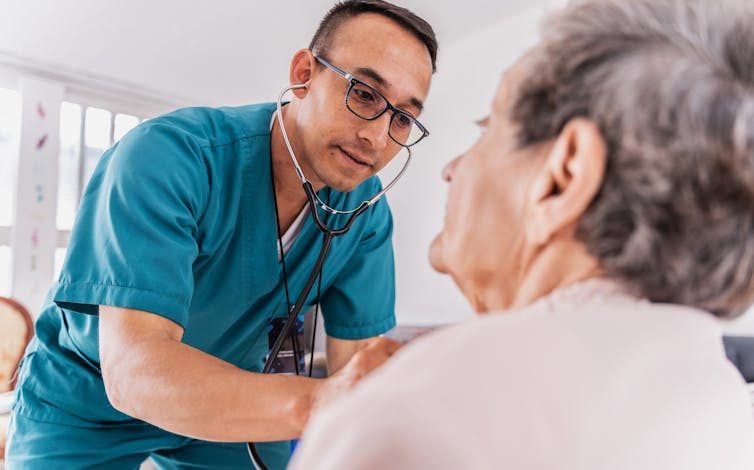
[289,49,315,99]
[526,118,607,245]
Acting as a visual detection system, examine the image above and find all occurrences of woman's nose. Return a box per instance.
[442,155,462,182]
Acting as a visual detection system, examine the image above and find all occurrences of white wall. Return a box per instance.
[0,1,544,107]
[390,3,556,325]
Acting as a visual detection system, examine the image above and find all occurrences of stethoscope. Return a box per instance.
[246,84,412,470]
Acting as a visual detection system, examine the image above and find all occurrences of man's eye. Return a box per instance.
[353,88,376,103]
[394,113,413,129]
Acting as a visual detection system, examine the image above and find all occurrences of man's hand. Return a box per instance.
[326,336,372,374]
[311,337,402,412]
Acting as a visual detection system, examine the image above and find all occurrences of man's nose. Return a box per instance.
[357,113,391,150]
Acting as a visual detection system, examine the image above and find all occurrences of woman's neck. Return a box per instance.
[474,236,602,313]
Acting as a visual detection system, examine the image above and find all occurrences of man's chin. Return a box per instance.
[428,233,449,274]
[322,172,370,193]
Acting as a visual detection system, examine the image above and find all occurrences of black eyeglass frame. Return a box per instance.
[314,55,430,148]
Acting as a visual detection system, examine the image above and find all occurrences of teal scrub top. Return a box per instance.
[14,102,396,426]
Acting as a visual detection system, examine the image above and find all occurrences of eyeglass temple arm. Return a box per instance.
[314,56,353,80]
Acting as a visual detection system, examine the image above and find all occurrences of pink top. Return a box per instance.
[290,279,754,469]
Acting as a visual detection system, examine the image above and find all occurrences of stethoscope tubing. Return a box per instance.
[248,84,413,470]
[248,208,359,470]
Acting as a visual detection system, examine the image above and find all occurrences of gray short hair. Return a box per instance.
[511,0,754,317]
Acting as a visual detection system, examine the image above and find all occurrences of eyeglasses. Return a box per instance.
[315,56,429,148]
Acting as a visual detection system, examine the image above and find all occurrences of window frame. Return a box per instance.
[0,57,182,302]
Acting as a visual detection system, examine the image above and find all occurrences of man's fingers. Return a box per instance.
[347,338,402,377]
[311,337,405,413]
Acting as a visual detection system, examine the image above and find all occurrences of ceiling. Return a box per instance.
[0,0,540,107]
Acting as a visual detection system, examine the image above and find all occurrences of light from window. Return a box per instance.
[57,102,82,231]
[83,107,111,188]
[54,247,67,281]
[85,107,111,149]
[114,113,140,142]
[0,88,21,227]
[0,245,10,297]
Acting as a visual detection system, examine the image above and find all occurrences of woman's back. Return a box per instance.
[293,280,754,469]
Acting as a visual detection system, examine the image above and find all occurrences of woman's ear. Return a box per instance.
[526,118,607,246]
[289,49,315,98]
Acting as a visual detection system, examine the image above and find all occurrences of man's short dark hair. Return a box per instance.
[310,0,438,73]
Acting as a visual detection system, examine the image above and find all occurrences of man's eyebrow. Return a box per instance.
[353,66,425,113]
[353,66,388,88]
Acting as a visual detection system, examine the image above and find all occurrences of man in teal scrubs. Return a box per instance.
[6,1,437,468]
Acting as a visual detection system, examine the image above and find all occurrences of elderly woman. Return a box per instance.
[289,0,754,468]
